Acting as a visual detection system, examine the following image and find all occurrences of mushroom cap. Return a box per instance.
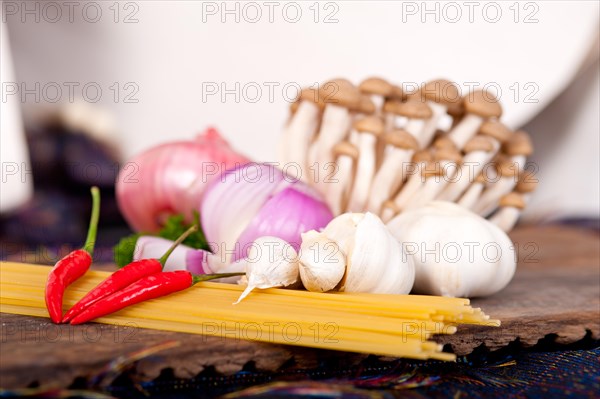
[479,119,512,142]
[290,100,300,114]
[359,77,394,97]
[421,161,445,177]
[433,147,462,163]
[383,99,402,114]
[412,149,433,163]
[353,116,384,136]
[499,192,526,209]
[382,200,399,213]
[433,136,457,150]
[297,88,326,110]
[464,135,495,153]
[516,171,538,193]
[390,85,405,100]
[319,79,361,109]
[431,129,448,141]
[504,130,533,156]
[355,95,376,114]
[422,79,461,106]
[394,100,433,119]
[383,129,419,150]
[495,157,520,178]
[332,141,359,160]
[447,101,465,120]
[324,78,353,88]
[289,89,310,114]
[463,90,503,118]
[404,89,422,101]
[475,172,487,184]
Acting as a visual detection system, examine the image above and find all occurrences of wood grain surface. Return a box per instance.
[1,225,598,388]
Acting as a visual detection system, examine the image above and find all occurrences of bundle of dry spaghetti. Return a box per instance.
[0,262,499,360]
[279,78,536,232]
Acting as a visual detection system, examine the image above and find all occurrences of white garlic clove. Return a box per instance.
[387,201,516,298]
[322,212,363,254]
[298,230,346,292]
[341,212,414,294]
[234,236,299,304]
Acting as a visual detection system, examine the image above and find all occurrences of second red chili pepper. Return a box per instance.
[62,225,199,323]
[69,270,244,325]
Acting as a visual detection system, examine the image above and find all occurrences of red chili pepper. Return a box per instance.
[69,270,244,325]
[62,225,198,323]
[45,187,101,323]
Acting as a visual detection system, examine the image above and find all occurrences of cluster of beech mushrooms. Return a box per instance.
[280,78,536,232]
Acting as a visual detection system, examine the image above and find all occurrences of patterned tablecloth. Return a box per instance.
[2,342,598,398]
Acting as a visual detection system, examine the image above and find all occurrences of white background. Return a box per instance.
[3,1,599,218]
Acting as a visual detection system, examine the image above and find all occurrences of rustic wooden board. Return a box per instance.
[1,225,598,388]
[437,225,600,352]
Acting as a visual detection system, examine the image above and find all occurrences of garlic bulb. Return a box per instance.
[387,201,516,298]
[299,212,415,294]
[234,236,300,304]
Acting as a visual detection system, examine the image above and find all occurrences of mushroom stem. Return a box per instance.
[390,169,424,212]
[380,200,399,223]
[457,173,487,209]
[308,81,360,183]
[346,117,383,212]
[403,119,424,138]
[371,95,384,111]
[311,104,352,165]
[437,135,499,202]
[489,169,538,230]
[404,146,462,210]
[382,100,400,131]
[447,90,503,150]
[474,155,527,217]
[489,205,522,232]
[416,79,462,149]
[347,137,376,212]
[366,129,418,214]
[489,192,527,232]
[437,150,491,202]
[382,100,432,145]
[476,129,534,216]
[367,148,413,214]
[404,159,459,210]
[389,151,433,213]
[417,101,446,148]
[374,87,401,166]
[384,111,396,132]
[447,113,483,148]
[401,103,433,145]
[326,141,358,215]
[283,98,321,177]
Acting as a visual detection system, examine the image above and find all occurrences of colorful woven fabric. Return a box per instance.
[2,347,598,398]
[99,346,598,398]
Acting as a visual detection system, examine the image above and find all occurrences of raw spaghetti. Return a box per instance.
[0,262,499,360]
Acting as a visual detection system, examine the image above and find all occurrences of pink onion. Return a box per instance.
[200,163,333,269]
[116,128,249,232]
